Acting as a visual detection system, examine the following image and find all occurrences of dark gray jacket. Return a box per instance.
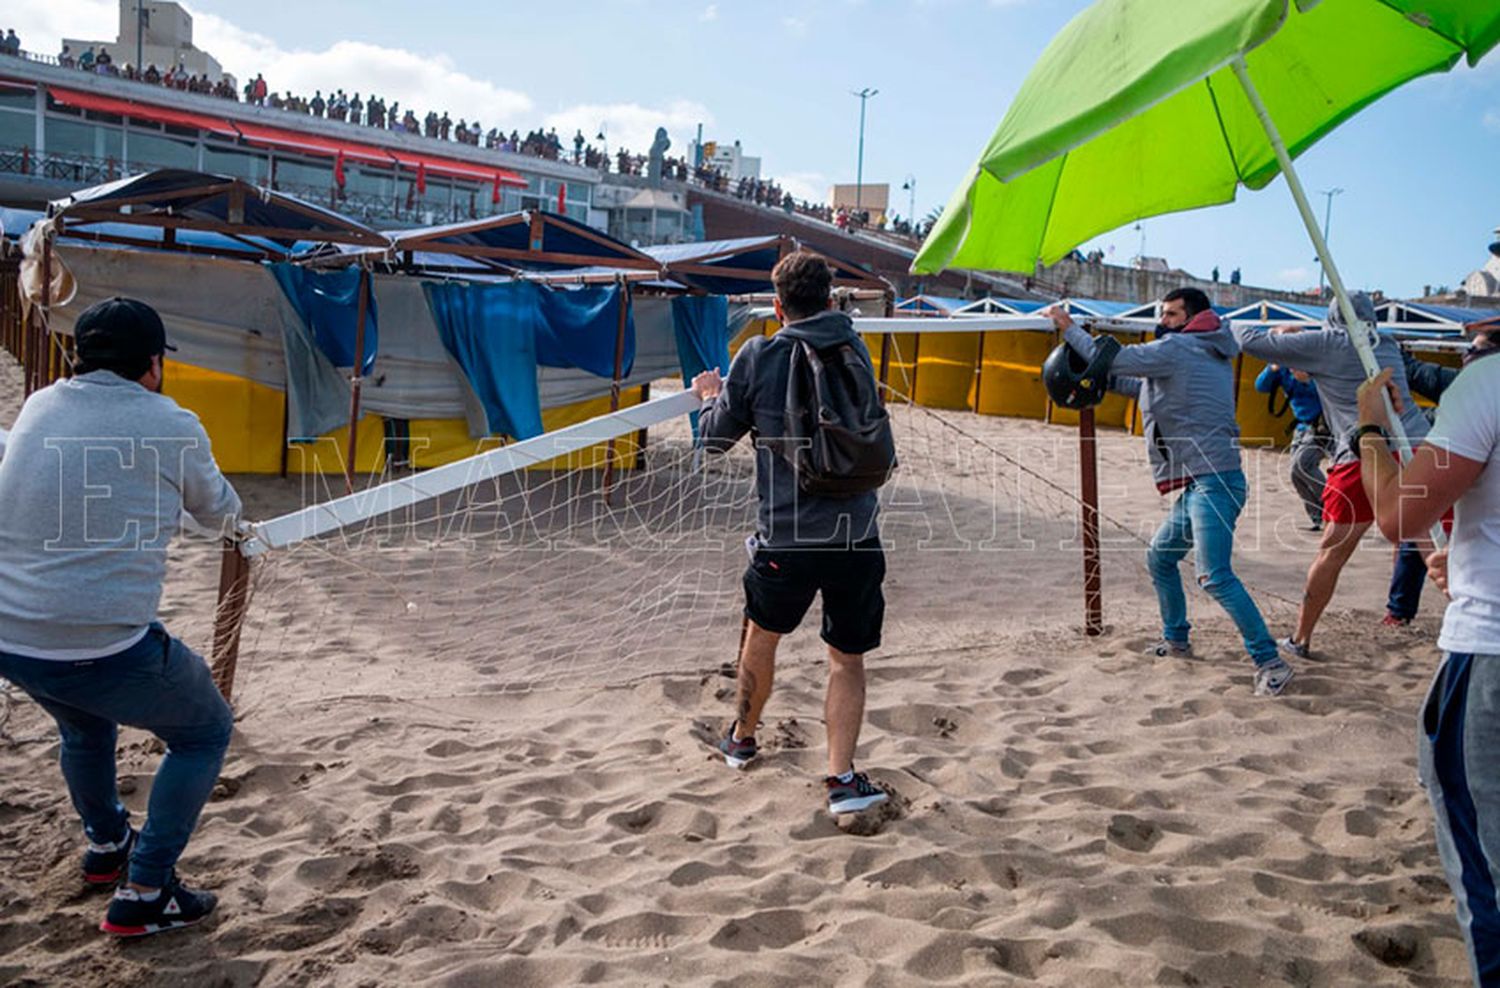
[1403,351,1459,404]
[699,310,880,547]
[1234,301,1429,466]
[1064,312,1242,491]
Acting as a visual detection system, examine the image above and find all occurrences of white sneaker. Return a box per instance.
[1254,658,1295,697]
[1142,639,1193,658]
[1277,637,1310,660]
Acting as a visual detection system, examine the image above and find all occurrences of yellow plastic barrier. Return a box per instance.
[975,330,1052,420]
[407,388,647,471]
[913,332,982,410]
[161,360,384,475]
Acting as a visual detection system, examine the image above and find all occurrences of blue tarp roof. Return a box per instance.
[895,295,969,314]
[1396,302,1500,325]
[50,169,385,250]
[644,235,886,295]
[3,205,312,257]
[388,211,656,272]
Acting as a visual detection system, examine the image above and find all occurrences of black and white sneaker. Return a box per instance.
[82,826,136,886]
[826,770,889,815]
[100,874,217,937]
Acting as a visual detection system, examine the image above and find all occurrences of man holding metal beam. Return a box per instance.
[1234,293,1434,658]
[1048,288,1289,696]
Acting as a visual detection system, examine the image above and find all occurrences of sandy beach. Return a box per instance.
[0,349,1474,986]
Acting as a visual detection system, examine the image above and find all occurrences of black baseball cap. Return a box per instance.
[74,297,178,364]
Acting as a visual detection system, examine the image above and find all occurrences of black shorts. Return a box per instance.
[742,538,885,654]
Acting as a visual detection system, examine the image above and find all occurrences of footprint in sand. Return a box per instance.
[1106,813,1162,852]
[1351,925,1422,968]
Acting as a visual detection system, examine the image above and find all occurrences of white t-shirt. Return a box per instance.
[1424,359,1500,654]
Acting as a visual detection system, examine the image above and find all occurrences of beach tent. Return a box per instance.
[644,235,889,297]
[894,295,970,316]
[954,296,1034,316]
[1374,299,1500,336]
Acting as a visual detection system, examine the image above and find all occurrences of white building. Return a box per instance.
[1462,227,1500,299]
[693,139,760,181]
[63,0,227,81]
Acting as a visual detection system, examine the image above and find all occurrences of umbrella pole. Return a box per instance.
[1230,57,1444,547]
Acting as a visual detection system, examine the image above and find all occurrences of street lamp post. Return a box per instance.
[851,87,878,213]
[1316,187,1344,295]
[135,1,147,74]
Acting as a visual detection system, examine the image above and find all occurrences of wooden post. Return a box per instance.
[343,266,370,495]
[633,382,651,470]
[33,235,53,395]
[601,280,629,499]
[210,541,253,703]
[1079,406,1104,636]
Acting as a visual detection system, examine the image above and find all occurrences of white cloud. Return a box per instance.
[1275,266,1314,287]
[775,170,830,205]
[1484,109,1500,133]
[189,12,533,128]
[782,16,809,39]
[699,4,718,22]
[9,0,116,53]
[542,100,712,161]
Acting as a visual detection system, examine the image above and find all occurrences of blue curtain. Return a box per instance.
[671,295,731,438]
[268,263,378,373]
[422,281,545,440]
[671,295,731,383]
[535,283,634,378]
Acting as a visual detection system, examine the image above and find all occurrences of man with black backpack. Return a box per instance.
[690,250,894,816]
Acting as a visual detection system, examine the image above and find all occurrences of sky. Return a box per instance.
[9,0,1500,298]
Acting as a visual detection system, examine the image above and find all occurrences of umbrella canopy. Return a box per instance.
[913,0,1500,276]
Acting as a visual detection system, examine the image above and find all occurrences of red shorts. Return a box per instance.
[1322,460,1372,525]
[1322,458,1457,532]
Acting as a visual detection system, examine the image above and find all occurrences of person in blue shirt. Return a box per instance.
[1255,362,1329,530]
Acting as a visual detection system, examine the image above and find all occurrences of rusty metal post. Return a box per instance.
[1079,406,1103,636]
[972,331,987,414]
[210,542,253,703]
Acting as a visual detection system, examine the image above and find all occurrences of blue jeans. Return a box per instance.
[0,624,233,887]
[1147,471,1278,665]
[1387,541,1429,622]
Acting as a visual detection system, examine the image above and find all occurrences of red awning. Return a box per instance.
[48,86,241,137]
[46,86,528,189]
[387,148,527,188]
[231,121,395,166]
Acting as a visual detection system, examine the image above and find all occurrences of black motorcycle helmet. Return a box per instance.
[1042,335,1121,410]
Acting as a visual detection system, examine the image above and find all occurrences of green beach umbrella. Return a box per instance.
[915,0,1497,530]
[915,0,1498,281]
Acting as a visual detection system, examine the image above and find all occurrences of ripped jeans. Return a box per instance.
[1147,470,1279,665]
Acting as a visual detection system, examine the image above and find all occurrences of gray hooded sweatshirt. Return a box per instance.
[0,371,242,658]
[1232,295,1428,466]
[699,310,880,548]
[1064,311,1242,492]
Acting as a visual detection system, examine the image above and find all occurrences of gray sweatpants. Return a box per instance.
[1288,424,1331,526]
[1419,652,1500,986]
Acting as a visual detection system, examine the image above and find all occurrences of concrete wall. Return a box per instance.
[1037,257,1317,308]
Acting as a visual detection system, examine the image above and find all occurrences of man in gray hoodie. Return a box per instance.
[0,298,240,937]
[1050,287,1289,696]
[690,250,889,817]
[1233,292,1432,656]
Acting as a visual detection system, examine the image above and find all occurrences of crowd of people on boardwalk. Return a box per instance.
[18,33,872,237]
